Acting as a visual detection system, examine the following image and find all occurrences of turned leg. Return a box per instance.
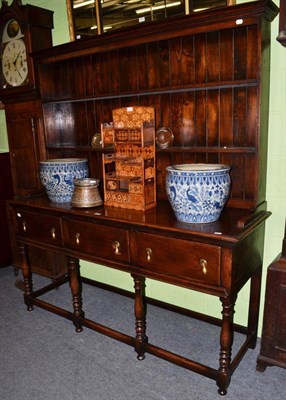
[247,265,262,349]
[217,296,236,396]
[19,242,34,311]
[67,257,84,333]
[132,274,148,360]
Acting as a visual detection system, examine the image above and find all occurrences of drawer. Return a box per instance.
[131,232,221,285]
[62,218,130,263]
[15,210,62,246]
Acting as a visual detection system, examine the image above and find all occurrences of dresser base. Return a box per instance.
[22,258,261,396]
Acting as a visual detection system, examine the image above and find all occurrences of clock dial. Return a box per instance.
[2,38,28,87]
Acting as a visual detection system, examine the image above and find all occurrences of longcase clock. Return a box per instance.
[0,1,67,281]
[0,0,53,196]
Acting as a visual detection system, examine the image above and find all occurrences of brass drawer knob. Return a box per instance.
[22,221,27,232]
[146,248,152,262]
[76,232,80,245]
[51,227,56,239]
[112,240,121,255]
[200,259,208,276]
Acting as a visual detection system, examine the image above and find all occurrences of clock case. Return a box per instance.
[0,1,67,282]
[0,0,53,196]
[0,0,53,101]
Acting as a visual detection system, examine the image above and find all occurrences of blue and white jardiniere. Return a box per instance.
[40,158,89,203]
[166,164,231,223]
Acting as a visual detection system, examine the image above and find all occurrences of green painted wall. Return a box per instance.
[1,0,285,335]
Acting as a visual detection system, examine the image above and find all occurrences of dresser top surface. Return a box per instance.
[9,195,270,245]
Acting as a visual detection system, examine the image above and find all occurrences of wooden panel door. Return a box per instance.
[5,100,47,197]
[0,153,13,267]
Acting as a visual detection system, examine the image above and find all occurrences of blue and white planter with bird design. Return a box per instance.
[166,164,231,223]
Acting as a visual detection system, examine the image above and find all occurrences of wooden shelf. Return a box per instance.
[47,145,256,154]
[156,146,257,153]
[41,79,259,104]
[46,145,114,153]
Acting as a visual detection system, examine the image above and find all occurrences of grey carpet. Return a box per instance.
[0,266,285,400]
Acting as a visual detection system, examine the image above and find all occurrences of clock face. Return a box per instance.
[2,38,28,87]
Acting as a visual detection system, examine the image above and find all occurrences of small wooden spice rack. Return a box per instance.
[102,106,156,211]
